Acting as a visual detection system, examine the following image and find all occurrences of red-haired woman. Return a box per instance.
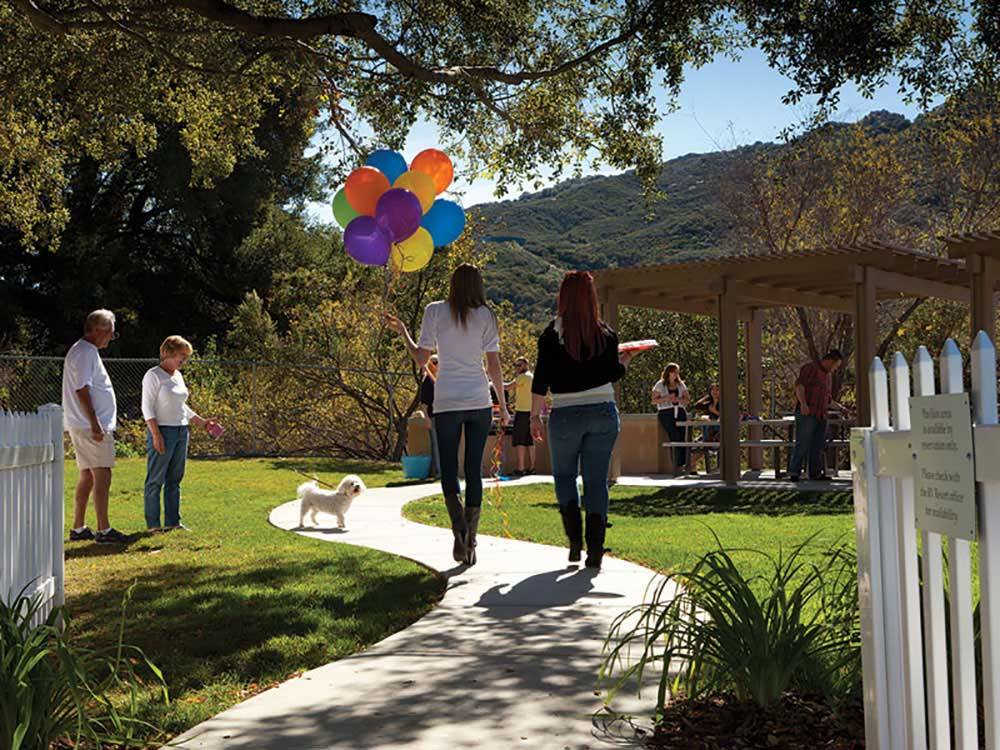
[529,272,634,569]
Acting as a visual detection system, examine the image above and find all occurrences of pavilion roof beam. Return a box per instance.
[621,292,749,319]
[861,267,970,304]
[724,280,854,313]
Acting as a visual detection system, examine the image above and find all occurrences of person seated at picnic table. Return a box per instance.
[691,383,722,473]
[652,363,690,475]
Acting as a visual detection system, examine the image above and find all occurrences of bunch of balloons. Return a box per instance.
[333,148,467,272]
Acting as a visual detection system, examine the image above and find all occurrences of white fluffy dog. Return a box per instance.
[297,475,366,529]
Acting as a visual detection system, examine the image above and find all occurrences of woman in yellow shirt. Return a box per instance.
[505,356,536,475]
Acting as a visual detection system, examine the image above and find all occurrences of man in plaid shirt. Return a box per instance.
[789,350,845,481]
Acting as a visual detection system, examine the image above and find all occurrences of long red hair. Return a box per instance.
[557,271,606,361]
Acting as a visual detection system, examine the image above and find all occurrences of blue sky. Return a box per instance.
[307,47,936,224]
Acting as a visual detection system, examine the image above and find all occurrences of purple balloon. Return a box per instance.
[343,216,391,266]
[375,188,423,242]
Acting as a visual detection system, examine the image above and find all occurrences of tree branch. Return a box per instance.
[10,0,68,34]
[167,0,647,86]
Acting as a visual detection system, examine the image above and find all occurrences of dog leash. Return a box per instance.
[285,464,341,490]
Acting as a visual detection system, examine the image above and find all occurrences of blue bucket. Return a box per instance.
[402,455,432,480]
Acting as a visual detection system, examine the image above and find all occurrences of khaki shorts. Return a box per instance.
[69,428,116,470]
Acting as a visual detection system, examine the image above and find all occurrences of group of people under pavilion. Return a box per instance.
[592,233,1000,484]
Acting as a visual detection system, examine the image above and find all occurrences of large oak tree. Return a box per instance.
[4,0,997,245]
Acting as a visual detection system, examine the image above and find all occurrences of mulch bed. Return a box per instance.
[647,693,865,749]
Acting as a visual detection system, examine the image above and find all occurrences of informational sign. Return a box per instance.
[909,393,977,540]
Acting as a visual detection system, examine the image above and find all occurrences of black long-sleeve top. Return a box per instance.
[531,319,626,397]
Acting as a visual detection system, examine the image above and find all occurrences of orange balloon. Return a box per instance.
[394,170,436,213]
[344,166,390,216]
[410,149,454,193]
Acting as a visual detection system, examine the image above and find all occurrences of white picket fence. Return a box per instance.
[852,330,1000,749]
[0,405,65,622]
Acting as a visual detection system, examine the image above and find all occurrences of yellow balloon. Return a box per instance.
[393,170,436,212]
[390,228,434,273]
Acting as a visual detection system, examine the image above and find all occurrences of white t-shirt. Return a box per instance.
[141,366,195,426]
[417,301,500,414]
[653,379,689,413]
[62,339,117,432]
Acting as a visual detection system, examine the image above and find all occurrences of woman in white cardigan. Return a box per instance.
[141,336,221,530]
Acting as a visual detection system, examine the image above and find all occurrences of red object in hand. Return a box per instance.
[206,422,225,438]
[618,339,659,353]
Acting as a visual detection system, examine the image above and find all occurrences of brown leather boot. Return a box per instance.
[464,506,481,566]
[444,493,468,562]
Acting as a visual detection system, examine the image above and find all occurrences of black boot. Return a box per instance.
[444,494,468,562]
[559,506,583,563]
[464,506,481,566]
[585,513,607,569]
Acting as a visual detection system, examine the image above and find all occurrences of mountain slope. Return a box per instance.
[472,110,919,320]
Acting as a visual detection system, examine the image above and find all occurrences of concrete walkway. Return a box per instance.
[170,478,669,750]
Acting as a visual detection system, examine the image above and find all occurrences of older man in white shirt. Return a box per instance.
[62,309,129,544]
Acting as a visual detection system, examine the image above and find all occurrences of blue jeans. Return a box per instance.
[547,402,621,517]
[144,425,189,528]
[789,413,827,479]
[434,408,492,508]
[429,423,441,477]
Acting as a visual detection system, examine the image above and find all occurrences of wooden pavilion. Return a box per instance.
[592,240,1000,484]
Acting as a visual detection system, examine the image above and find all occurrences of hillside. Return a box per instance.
[472,150,737,319]
[472,110,915,320]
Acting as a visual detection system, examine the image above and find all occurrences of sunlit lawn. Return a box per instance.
[403,482,858,580]
[62,457,444,745]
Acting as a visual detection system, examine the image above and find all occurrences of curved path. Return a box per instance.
[171,479,669,749]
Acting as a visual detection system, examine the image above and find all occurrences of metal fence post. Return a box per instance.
[251,362,258,456]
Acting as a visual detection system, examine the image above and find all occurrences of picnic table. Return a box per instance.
[664,415,853,475]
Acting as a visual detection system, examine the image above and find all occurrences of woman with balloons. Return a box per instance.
[332,147,467,272]
[338,147,507,566]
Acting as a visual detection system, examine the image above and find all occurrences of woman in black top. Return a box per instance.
[530,271,634,569]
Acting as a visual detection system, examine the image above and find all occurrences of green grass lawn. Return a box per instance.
[62,457,444,745]
[403,482,858,578]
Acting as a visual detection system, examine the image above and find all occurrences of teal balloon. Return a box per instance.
[333,188,360,229]
[421,199,466,247]
[365,150,408,184]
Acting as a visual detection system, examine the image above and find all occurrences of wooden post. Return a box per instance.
[970,253,996,344]
[853,266,877,427]
[745,308,764,471]
[601,291,622,480]
[718,279,741,483]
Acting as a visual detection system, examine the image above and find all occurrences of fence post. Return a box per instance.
[852,423,891,750]
[972,330,1000,750]
[870,357,907,749]
[941,338,979,750]
[38,403,64,609]
[251,362,258,456]
[913,346,950,750]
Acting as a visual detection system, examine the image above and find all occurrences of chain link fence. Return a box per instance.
[0,355,417,460]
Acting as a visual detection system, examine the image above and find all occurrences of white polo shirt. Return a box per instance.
[62,339,117,432]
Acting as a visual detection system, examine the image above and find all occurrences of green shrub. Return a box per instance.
[599,534,860,716]
[0,585,167,749]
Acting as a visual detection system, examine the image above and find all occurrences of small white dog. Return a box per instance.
[297,475,367,529]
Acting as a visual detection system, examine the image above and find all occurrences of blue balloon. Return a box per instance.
[421,199,466,247]
[365,149,408,184]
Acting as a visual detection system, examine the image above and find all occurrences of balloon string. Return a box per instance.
[487,427,513,539]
